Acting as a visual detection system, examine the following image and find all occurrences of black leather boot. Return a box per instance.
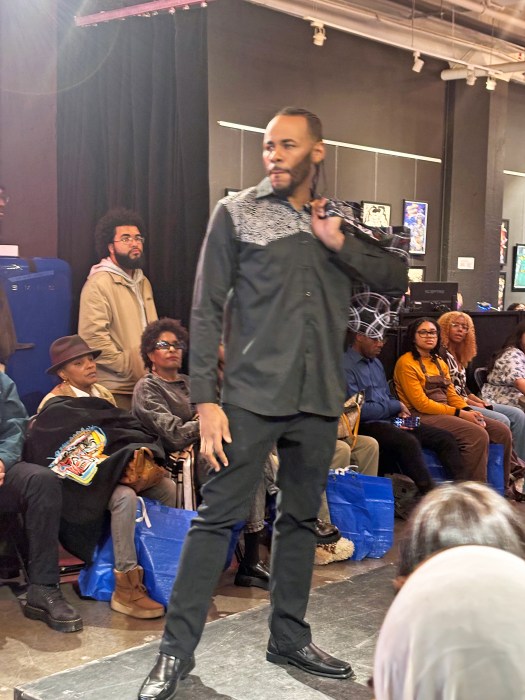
[24,584,83,632]
[234,560,270,590]
[138,652,195,700]
[314,519,341,544]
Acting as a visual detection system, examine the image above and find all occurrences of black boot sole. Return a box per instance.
[24,603,83,632]
[266,650,356,679]
[234,573,269,590]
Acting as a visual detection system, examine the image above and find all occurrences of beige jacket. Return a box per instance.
[38,381,117,412]
[78,262,158,395]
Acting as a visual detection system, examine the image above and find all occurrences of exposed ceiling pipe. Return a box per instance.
[441,59,525,80]
[446,0,525,34]
[249,0,525,84]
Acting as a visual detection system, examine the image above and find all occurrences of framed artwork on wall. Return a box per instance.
[500,219,509,266]
[403,200,428,255]
[408,266,426,284]
[512,244,525,291]
[361,201,391,227]
[498,272,506,311]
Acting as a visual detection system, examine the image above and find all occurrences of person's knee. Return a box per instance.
[22,464,62,502]
[330,441,351,469]
[109,486,137,514]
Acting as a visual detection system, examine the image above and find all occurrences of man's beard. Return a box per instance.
[114,250,143,270]
[270,153,314,199]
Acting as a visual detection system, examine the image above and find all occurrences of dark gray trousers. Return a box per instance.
[0,461,61,584]
[160,404,338,658]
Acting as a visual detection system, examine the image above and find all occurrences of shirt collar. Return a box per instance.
[347,347,371,364]
[254,178,312,214]
[255,177,274,199]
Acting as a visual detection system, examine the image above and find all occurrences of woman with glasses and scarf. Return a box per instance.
[393,318,512,484]
[438,311,525,460]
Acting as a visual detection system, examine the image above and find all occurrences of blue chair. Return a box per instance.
[422,444,505,495]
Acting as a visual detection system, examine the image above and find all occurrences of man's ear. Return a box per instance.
[311,141,325,164]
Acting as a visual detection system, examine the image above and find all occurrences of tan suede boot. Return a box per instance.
[110,565,165,619]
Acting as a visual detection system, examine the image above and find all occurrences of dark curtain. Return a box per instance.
[56,3,209,327]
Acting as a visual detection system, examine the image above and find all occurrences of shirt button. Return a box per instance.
[305,291,311,297]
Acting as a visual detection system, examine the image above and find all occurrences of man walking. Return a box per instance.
[79,208,157,409]
[138,107,407,699]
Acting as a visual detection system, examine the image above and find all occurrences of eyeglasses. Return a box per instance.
[113,235,145,245]
[154,340,186,352]
[450,322,469,331]
[417,330,438,337]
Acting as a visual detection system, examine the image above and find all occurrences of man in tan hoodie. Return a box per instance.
[78,208,157,410]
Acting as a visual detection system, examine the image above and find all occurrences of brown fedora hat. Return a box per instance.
[46,335,101,374]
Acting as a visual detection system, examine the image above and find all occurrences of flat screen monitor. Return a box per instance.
[408,281,459,311]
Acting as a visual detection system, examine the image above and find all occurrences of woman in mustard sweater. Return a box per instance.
[394,318,511,484]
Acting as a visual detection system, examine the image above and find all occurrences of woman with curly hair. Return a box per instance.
[393,317,512,484]
[132,318,272,590]
[438,311,525,459]
[482,321,525,410]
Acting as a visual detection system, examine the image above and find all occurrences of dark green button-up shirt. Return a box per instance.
[190,178,407,418]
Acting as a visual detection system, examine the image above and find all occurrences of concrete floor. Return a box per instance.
[0,524,404,700]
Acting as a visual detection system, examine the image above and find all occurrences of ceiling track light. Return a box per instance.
[486,75,497,91]
[412,51,424,73]
[311,20,327,47]
[466,68,477,86]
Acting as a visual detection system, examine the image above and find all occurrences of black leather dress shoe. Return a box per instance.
[234,560,270,590]
[266,640,355,679]
[314,519,341,545]
[138,652,195,700]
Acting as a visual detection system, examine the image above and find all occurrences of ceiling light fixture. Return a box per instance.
[466,68,477,86]
[412,51,424,73]
[311,20,327,47]
[486,75,497,90]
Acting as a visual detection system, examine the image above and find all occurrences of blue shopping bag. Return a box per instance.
[326,470,394,560]
[77,529,115,602]
[134,500,197,608]
[79,499,244,606]
[487,443,505,495]
[78,499,196,603]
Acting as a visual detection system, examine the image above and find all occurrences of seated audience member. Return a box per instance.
[394,318,512,485]
[396,481,525,582]
[507,302,525,311]
[374,547,525,700]
[38,334,115,410]
[482,320,525,409]
[132,319,273,589]
[438,311,525,459]
[0,372,82,632]
[38,334,177,619]
[373,482,525,700]
[344,329,464,492]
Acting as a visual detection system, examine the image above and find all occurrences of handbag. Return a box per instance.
[120,446,169,493]
[326,469,394,560]
[337,391,365,446]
